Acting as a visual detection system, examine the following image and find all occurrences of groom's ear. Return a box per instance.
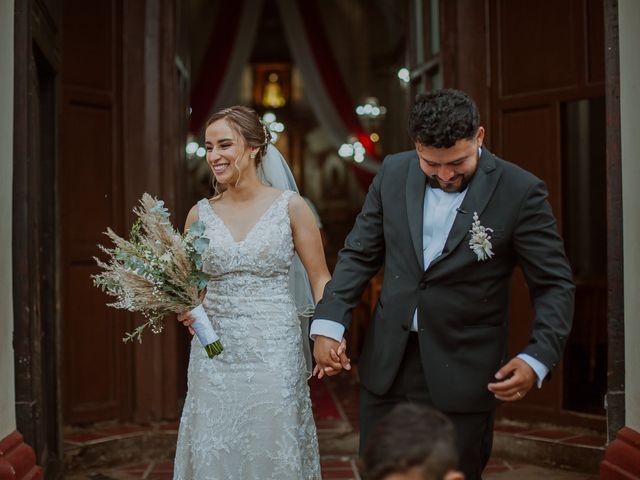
[475,126,485,148]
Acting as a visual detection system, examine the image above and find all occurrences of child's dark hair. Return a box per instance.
[360,403,459,480]
[408,89,480,148]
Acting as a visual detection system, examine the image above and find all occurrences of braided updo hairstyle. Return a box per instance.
[205,106,271,194]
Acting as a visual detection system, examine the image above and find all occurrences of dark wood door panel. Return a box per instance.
[499,106,565,411]
[61,0,129,425]
[60,93,125,424]
[63,264,127,422]
[500,105,562,216]
[61,99,116,248]
[62,0,115,90]
[507,268,563,409]
[495,0,578,97]
[586,0,605,84]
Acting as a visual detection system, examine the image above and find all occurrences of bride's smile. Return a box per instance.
[212,162,230,174]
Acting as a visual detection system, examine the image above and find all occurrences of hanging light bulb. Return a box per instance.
[398,67,411,84]
[186,141,199,155]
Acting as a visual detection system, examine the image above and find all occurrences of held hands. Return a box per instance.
[487,357,537,401]
[177,311,195,336]
[312,335,351,379]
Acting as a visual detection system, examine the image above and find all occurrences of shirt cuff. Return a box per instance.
[517,353,549,388]
[309,319,344,343]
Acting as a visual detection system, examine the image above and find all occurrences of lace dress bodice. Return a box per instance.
[201,190,294,297]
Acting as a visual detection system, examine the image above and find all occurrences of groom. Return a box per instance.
[311,89,574,479]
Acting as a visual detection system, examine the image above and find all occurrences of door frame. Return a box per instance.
[13,0,63,477]
[603,0,624,443]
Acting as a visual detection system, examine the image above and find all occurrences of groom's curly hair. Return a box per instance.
[408,89,480,148]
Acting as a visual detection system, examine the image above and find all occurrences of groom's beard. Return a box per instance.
[428,172,474,193]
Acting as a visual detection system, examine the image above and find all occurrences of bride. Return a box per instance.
[173,106,348,479]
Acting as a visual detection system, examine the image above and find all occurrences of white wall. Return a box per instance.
[620,0,640,433]
[0,0,16,438]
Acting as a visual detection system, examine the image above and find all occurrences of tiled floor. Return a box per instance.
[493,424,605,447]
[67,457,600,480]
[64,423,178,449]
[67,458,361,480]
[64,371,603,479]
[117,461,174,479]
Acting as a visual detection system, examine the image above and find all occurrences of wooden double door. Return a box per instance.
[414,0,608,426]
[14,0,191,476]
[58,0,192,425]
[485,0,607,422]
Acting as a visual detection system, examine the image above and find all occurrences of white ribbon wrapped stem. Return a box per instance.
[190,304,223,358]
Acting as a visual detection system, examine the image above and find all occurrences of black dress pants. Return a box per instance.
[358,333,494,480]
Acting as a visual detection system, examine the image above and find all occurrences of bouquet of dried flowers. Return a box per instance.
[92,193,223,358]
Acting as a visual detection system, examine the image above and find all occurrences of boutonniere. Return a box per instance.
[468,212,494,261]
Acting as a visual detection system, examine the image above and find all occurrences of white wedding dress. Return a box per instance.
[173,190,321,480]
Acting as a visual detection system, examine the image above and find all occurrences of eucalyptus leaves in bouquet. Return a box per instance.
[93,193,223,357]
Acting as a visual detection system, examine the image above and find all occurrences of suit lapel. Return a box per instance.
[405,155,427,269]
[427,149,501,271]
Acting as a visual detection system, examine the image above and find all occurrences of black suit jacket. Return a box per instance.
[313,148,575,412]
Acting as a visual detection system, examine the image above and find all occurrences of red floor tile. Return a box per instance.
[122,463,151,474]
[158,422,179,431]
[65,425,150,447]
[64,431,109,443]
[323,471,357,478]
[322,460,354,468]
[562,434,606,448]
[523,429,577,441]
[150,461,174,473]
[494,423,531,434]
[96,425,148,437]
[483,465,511,474]
[485,458,508,467]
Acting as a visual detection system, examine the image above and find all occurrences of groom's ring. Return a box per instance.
[516,391,522,399]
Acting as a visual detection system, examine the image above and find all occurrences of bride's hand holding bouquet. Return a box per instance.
[176,289,206,336]
[92,193,223,358]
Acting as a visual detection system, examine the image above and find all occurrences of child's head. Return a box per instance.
[361,403,464,480]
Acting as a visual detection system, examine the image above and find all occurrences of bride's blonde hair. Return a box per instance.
[205,106,271,196]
